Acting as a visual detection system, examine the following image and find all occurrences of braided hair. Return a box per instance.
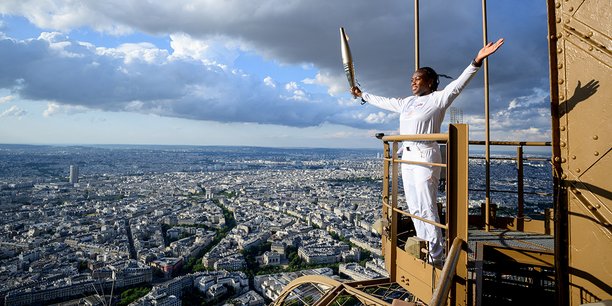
[415,67,452,92]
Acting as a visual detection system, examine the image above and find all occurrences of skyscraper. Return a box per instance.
[69,165,79,184]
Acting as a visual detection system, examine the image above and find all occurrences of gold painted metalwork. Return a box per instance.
[548,0,612,303]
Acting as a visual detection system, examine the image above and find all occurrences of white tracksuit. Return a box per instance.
[362,63,480,261]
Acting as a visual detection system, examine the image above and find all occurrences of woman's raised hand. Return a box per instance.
[475,38,505,65]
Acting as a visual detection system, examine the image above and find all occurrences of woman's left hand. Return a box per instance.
[474,38,505,65]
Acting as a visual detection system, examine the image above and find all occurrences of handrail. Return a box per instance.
[469,140,551,146]
[429,237,465,306]
[469,188,552,196]
[382,158,447,168]
[381,133,449,142]
[470,156,550,162]
[385,205,449,230]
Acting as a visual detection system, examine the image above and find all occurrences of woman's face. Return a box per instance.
[411,71,434,96]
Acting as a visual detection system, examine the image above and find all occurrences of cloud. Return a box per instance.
[321,130,372,139]
[507,127,550,141]
[285,82,298,91]
[43,102,60,117]
[0,0,132,35]
[364,112,398,125]
[0,1,549,94]
[168,33,244,68]
[43,102,89,117]
[263,76,276,88]
[0,95,14,104]
[503,87,549,111]
[464,87,551,141]
[303,72,346,96]
[114,42,168,64]
[0,0,552,136]
[0,33,394,129]
[0,105,26,118]
[492,88,550,131]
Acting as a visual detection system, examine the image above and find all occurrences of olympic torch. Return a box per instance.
[340,27,357,98]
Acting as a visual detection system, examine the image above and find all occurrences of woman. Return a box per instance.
[351,39,504,263]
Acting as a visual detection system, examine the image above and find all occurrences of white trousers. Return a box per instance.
[401,143,444,262]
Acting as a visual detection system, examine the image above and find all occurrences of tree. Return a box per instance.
[117,287,151,306]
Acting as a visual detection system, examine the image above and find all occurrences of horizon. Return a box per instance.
[0,142,552,156]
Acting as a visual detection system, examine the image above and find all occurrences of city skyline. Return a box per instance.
[0,144,554,304]
[0,1,551,148]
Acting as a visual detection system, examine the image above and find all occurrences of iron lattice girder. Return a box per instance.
[274,277,415,306]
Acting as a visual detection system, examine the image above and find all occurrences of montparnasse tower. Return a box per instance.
[69,164,79,185]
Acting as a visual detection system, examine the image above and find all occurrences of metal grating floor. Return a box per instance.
[466,228,554,260]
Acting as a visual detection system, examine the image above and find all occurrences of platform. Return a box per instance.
[466,228,554,261]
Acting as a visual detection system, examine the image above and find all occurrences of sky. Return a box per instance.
[0,0,552,149]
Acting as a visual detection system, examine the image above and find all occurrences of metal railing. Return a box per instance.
[430,237,465,306]
[378,124,469,304]
[468,140,552,232]
[378,125,553,304]
[379,133,450,250]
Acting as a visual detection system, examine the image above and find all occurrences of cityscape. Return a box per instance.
[0,144,552,306]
